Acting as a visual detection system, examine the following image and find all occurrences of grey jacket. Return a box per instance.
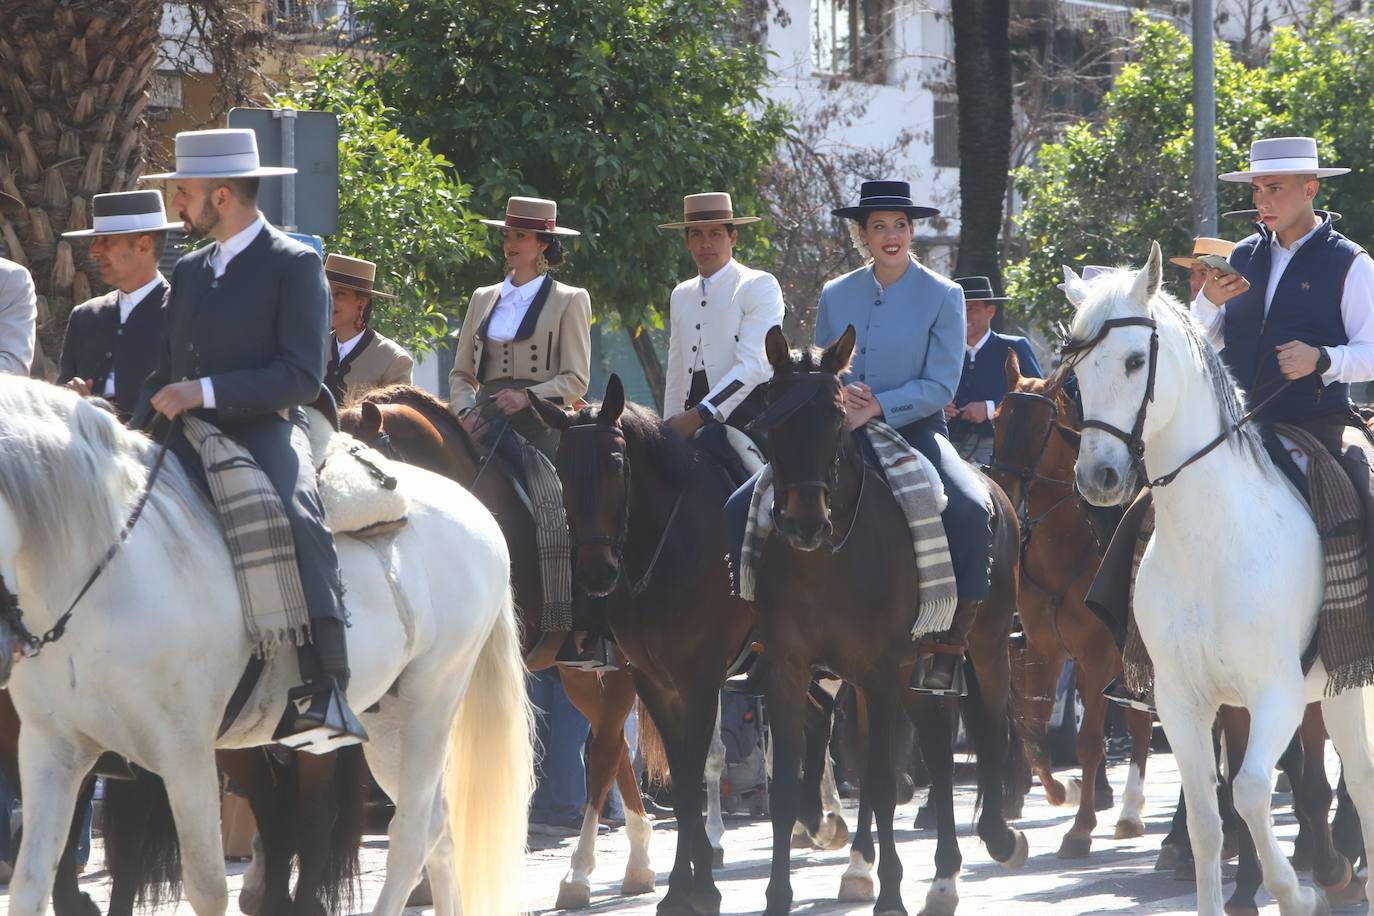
[0,258,36,376]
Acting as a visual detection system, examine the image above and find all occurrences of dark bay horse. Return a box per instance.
[741,326,1027,915]
[528,376,755,916]
[988,355,1155,857]
[340,386,654,909]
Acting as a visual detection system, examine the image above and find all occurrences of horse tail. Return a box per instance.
[320,744,368,915]
[102,766,183,910]
[636,698,672,787]
[446,584,535,916]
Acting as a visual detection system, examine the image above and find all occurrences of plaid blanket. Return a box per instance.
[523,443,573,633]
[182,416,311,656]
[739,420,959,638]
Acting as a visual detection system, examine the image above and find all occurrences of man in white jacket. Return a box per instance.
[659,192,785,456]
[0,191,36,377]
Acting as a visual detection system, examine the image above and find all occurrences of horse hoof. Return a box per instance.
[1154,844,1184,871]
[1223,904,1259,916]
[1114,819,1146,840]
[711,846,724,869]
[555,880,592,910]
[914,802,937,830]
[1056,834,1092,859]
[822,813,849,850]
[1062,778,1083,808]
[838,874,876,902]
[1310,894,1332,916]
[791,830,812,849]
[1173,861,1197,882]
[1323,876,1366,907]
[688,888,722,916]
[997,830,1030,869]
[1315,853,1353,893]
[918,877,959,916]
[622,866,656,896]
[1222,831,1240,862]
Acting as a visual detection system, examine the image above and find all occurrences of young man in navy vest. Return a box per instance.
[945,276,1042,464]
[132,129,366,749]
[59,191,177,420]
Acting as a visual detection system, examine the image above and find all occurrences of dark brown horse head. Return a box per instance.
[988,351,1081,509]
[760,325,856,550]
[532,375,630,596]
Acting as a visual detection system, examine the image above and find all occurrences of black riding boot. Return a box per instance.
[556,591,618,673]
[273,617,369,751]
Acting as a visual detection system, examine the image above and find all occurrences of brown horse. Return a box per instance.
[528,375,755,916]
[744,326,1027,916]
[988,354,1156,857]
[340,387,653,909]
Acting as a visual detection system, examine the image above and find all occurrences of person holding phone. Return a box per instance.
[1168,237,1239,301]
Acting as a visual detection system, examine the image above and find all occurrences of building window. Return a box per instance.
[933,98,959,167]
[812,0,892,82]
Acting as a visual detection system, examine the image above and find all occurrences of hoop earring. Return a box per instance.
[536,252,550,274]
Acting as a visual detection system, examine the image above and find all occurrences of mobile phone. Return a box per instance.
[1197,253,1241,277]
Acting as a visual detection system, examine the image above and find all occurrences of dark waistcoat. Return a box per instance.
[58,282,166,417]
[1222,218,1361,423]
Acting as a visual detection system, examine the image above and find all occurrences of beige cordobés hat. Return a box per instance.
[1169,237,1236,270]
[1220,137,1350,182]
[657,192,762,230]
[480,196,580,237]
[324,253,395,299]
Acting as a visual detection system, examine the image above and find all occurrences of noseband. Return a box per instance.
[988,389,1080,490]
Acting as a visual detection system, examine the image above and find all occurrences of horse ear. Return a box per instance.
[1060,266,1089,310]
[1131,241,1163,309]
[1004,348,1022,390]
[765,325,791,371]
[599,374,626,425]
[359,401,383,438]
[529,390,572,431]
[821,325,857,376]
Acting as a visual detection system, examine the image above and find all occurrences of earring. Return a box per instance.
[536,252,550,274]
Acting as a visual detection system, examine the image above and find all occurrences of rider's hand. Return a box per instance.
[844,397,882,432]
[64,378,93,398]
[943,403,959,421]
[1200,269,1250,306]
[150,380,204,420]
[491,388,530,415]
[459,409,489,439]
[1276,341,1322,380]
[665,409,704,440]
[959,401,990,424]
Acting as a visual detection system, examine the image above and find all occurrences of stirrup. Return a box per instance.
[272,682,369,754]
[555,633,619,673]
[1102,675,1157,716]
[908,649,968,698]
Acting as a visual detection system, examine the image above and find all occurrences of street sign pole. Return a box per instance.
[277,108,298,231]
[1192,0,1217,237]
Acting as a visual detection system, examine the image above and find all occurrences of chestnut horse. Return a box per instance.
[987,354,1156,857]
[339,386,654,909]
[738,326,1028,915]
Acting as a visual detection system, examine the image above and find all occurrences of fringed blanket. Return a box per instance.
[739,420,959,638]
[182,416,310,656]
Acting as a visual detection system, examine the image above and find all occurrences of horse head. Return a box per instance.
[531,375,629,596]
[988,350,1080,511]
[759,324,856,551]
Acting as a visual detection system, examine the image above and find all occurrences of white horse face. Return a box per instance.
[1067,243,1167,506]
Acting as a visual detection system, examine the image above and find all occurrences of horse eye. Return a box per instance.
[1125,353,1146,373]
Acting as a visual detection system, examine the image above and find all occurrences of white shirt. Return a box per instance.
[201,214,267,408]
[486,273,545,343]
[964,328,996,421]
[106,273,167,396]
[336,330,366,362]
[1192,220,1374,387]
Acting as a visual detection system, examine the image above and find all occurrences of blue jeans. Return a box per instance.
[0,770,16,863]
[528,669,590,824]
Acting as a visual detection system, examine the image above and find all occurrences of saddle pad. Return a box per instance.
[181,416,310,656]
[304,407,409,536]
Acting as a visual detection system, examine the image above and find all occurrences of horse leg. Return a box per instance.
[51,776,99,916]
[1113,707,1152,839]
[629,677,698,916]
[1154,692,1228,916]
[1016,612,1072,808]
[1058,657,1108,858]
[1229,686,1316,916]
[615,747,655,896]
[761,658,810,916]
[557,668,629,909]
[219,750,295,916]
[1321,684,1374,910]
[1328,772,1367,908]
[704,696,727,866]
[1294,704,1349,894]
[795,684,831,847]
[156,749,233,916]
[814,753,849,850]
[906,692,957,916]
[840,782,876,903]
[7,737,95,916]
[1279,731,1313,872]
[965,637,1026,867]
[289,751,345,916]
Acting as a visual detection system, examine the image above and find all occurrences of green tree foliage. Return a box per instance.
[275,58,488,353]
[351,0,790,403]
[1006,10,1374,334]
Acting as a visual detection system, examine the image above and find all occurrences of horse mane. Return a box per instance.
[0,377,205,593]
[1068,267,1268,468]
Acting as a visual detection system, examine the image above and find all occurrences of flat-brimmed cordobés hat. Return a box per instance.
[1057,265,1120,293]
[832,179,940,221]
[480,196,580,237]
[954,276,1008,302]
[139,128,297,181]
[324,253,395,299]
[1220,137,1350,182]
[0,190,21,216]
[61,190,182,238]
[1224,207,1343,223]
[1168,237,1236,270]
[657,192,761,230]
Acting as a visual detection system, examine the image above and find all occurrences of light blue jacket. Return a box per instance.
[814,258,965,427]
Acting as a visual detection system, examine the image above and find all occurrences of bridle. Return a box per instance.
[1059,316,1291,490]
[561,422,683,599]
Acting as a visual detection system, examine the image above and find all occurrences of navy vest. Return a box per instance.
[1221,218,1360,423]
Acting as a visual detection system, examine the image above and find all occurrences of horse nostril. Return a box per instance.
[1098,465,1120,491]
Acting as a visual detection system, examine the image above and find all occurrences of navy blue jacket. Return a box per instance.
[953,332,1042,436]
[59,281,166,417]
[1222,217,1361,423]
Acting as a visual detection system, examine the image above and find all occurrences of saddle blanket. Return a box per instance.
[304,407,409,537]
[739,420,959,639]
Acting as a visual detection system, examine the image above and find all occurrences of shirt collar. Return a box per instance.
[214,213,267,269]
[117,273,166,321]
[499,271,544,305]
[699,259,738,293]
[967,328,993,357]
[336,329,367,361]
[1270,218,1323,254]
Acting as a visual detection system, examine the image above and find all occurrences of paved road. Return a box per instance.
[3,752,1367,914]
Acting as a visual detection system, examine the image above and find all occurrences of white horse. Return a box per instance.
[1065,242,1374,916]
[0,378,533,916]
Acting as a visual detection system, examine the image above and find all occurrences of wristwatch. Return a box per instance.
[696,402,717,424]
[1315,347,1332,376]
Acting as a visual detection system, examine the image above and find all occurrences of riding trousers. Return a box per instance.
[725,415,993,602]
